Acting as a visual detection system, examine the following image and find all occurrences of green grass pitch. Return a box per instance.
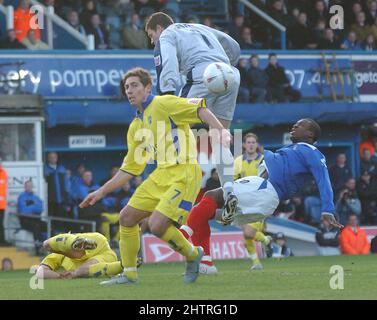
[0,255,376,300]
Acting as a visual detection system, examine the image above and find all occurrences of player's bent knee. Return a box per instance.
[203,188,223,207]
[242,225,256,239]
[119,207,134,227]
[148,215,169,238]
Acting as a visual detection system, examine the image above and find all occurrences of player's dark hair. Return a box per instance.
[268,53,277,59]
[145,12,174,32]
[250,54,258,60]
[304,118,321,142]
[120,68,152,97]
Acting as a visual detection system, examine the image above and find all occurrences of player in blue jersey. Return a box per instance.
[183,118,343,271]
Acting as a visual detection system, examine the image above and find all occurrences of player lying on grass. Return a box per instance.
[183,119,343,273]
[79,68,233,285]
[36,232,123,279]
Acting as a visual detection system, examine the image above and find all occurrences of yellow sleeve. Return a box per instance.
[157,96,206,126]
[120,118,150,176]
[41,253,64,271]
[233,156,243,180]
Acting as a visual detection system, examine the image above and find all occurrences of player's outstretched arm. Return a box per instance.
[198,107,232,148]
[79,170,134,208]
[36,265,62,279]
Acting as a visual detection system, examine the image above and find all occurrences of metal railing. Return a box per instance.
[5,214,96,244]
[0,4,13,30]
[30,0,95,50]
[239,0,286,49]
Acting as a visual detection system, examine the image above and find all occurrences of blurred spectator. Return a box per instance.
[17,180,46,249]
[370,16,377,39]
[371,235,377,253]
[341,31,362,50]
[319,28,341,49]
[239,26,261,49]
[87,13,110,49]
[366,0,377,25]
[1,258,13,272]
[205,168,221,192]
[357,170,377,225]
[237,58,251,103]
[360,149,377,175]
[335,178,362,226]
[309,0,328,26]
[312,18,327,45]
[202,16,218,29]
[271,232,293,257]
[121,13,149,49]
[133,0,160,19]
[44,152,71,218]
[360,135,377,159]
[228,14,245,43]
[347,2,363,26]
[339,214,370,255]
[265,53,288,102]
[186,15,200,24]
[289,195,307,223]
[22,30,50,50]
[363,34,377,50]
[351,11,371,42]
[315,218,340,247]
[0,158,8,245]
[329,153,353,196]
[71,163,86,201]
[303,180,322,225]
[268,0,289,47]
[117,182,133,208]
[247,54,268,103]
[288,12,317,49]
[13,0,41,42]
[80,0,98,31]
[101,166,122,213]
[76,170,103,230]
[0,29,26,49]
[265,53,301,103]
[67,10,87,36]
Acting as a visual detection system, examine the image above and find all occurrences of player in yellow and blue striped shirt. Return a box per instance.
[79,67,232,285]
[234,133,271,270]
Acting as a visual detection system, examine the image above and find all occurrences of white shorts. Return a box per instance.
[180,63,240,121]
[232,176,280,225]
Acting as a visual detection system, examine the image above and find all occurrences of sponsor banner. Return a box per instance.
[142,232,260,263]
[68,135,106,149]
[0,53,353,99]
[0,54,180,97]
[3,165,45,216]
[352,60,377,101]
[1,53,376,101]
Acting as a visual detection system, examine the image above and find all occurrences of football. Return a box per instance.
[203,62,236,94]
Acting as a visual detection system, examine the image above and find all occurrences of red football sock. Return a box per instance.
[187,196,218,256]
[179,225,193,240]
